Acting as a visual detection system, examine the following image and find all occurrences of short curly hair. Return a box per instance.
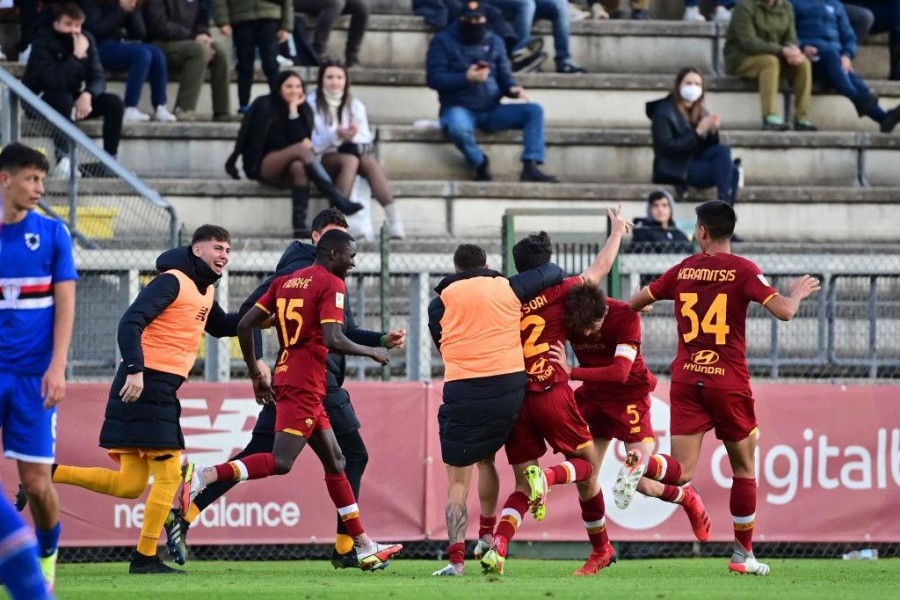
[512,231,552,273]
[564,281,608,337]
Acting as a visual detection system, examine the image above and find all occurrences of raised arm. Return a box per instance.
[763,275,821,321]
[581,204,633,284]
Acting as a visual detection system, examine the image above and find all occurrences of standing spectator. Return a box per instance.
[843,0,900,79]
[143,0,233,121]
[224,71,362,238]
[724,0,816,130]
[426,2,558,182]
[81,0,177,123]
[646,68,740,204]
[631,189,693,254]
[23,2,124,178]
[309,60,406,239]
[683,0,735,23]
[213,0,292,114]
[793,0,900,132]
[294,0,369,66]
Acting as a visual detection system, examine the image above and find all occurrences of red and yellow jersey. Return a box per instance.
[520,275,582,391]
[648,252,778,389]
[255,264,346,395]
[569,298,655,402]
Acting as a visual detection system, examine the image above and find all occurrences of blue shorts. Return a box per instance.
[0,371,57,463]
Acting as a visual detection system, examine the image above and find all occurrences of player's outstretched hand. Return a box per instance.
[608,203,633,236]
[251,375,275,405]
[41,363,66,408]
[384,329,406,349]
[370,347,390,366]
[788,275,821,300]
[547,341,571,376]
[119,372,144,404]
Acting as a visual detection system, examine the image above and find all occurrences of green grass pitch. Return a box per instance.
[56,557,899,599]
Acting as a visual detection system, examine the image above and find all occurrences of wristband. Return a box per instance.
[379,334,388,347]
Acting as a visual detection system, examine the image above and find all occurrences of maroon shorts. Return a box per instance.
[669,382,758,442]
[575,387,655,444]
[504,384,593,465]
[274,385,332,437]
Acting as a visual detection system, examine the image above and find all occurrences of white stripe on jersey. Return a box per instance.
[0,276,52,286]
[0,297,54,310]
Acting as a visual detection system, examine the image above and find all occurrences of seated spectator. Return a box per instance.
[308,59,406,239]
[23,2,124,178]
[213,0,292,114]
[631,189,693,254]
[794,0,900,132]
[225,71,363,238]
[843,0,900,79]
[426,2,558,182]
[683,0,735,23]
[294,0,369,67]
[143,0,234,121]
[81,0,176,123]
[487,0,585,72]
[724,0,816,130]
[841,1,875,43]
[585,0,650,20]
[646,67,740,204]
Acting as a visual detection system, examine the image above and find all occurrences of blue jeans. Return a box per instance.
[812,47,884,121]
[98,41,168,108]
[485,0,536,52]
[440,103,546,166]
[686,143,738,204]
[534,0,570,63]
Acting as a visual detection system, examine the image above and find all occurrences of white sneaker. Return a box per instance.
[590,4,610,19]
[276,54,294,67]
[713,6,732,24]
[154,105,177,122]
[683,6,706,22]
[432,562,464,576]
[357,541,403,571]
[52,156,81,179]
[728,543,771,576]
[123,107,151,123]
[568,3,590,22]
[473,534,494,559]
[613,449,647,509]
[18,44,31,65]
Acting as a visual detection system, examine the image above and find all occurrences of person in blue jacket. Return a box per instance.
[793,0,900,132]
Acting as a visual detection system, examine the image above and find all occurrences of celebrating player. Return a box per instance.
[182,230,402,571]
[547,282,711,542]
[168,210,405,569]
[0,142,74,593]
[629,200,820,576]
[481,207,630,577]
[48,225,238,574]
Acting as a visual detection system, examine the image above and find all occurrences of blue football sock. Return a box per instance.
[35,521,61,558]
[0,497,51,599]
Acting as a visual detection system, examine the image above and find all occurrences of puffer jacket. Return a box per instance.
[724,0,799,73]
[646,94,720,186]
[792,0,858,58]
[213,0,292,31]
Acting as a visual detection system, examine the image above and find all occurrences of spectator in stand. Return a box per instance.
[308,59,406,239]
[683,0,735,23]
[143,0,234,121]
[724,0,816,130]
[225,71,363,238]
[427,2,558,182]
[585,0,651,20]
[631,189,693,254]
[23,2,124,178]
[793,0,900,132]
[843,0,900,79]
[841,2,875,43]
[486,0,585,72]
[81,0,177,123]
[213,0,292,114]
[294,0,369,66]
[647,67,740,204]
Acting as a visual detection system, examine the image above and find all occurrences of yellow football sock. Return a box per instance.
[52,453,149,499]
[137,451,182,557]
[185,502,201,524]
[335,533,354,554]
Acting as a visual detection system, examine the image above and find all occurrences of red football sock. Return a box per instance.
[325,473,364,537]
[215,453,275,482]
[660,484,685,504]
[544,458,593,486]
[479,515,497,538]
[579,492,609,551]
[730,477,757,553]
[448,542,466,566]
[644,454,683,485]
[494,491,529,549]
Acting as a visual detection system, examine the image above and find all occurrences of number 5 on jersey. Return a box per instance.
[276,298,304,346]
[680,293,730,345]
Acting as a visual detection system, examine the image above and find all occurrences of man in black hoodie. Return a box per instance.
[23,2,124,178]
[166,209,406,569]
[47,225,240,575]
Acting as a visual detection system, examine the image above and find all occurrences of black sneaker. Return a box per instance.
[129,552,186,575]
[14,483,27,512]
[475,155,492,181]
[78,162,117,178]
[512,51,546,73]
[510,37,544,64]
[331,548,361,569]
[793,119,818,132]
[880,105,900,133]
[520,160,559,183]
[631,9,651,19]
[163,509,190,565]
[557,60,587,74]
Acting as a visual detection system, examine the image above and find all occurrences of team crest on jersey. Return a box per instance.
[2,284,20,302]
[757,274,771,287]
[24,233,40,250]
[335,292,345,309]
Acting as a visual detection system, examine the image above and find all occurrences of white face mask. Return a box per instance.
[679,84,703,104]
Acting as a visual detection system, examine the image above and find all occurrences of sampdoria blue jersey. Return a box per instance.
[0,211,78,375]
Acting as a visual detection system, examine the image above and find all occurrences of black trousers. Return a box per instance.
[28,91,124,157]
[232,19,281,107]
[192,391,369,537]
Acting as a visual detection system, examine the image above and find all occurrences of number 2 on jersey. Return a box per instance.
[679,293,730,345]
[276,298,304,346]
[521,315,549,358]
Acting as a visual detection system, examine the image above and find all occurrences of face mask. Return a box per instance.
[679,84,703,104]
[459,21,485,44]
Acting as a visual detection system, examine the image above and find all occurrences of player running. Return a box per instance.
[481,206,630,577]
[547,282,711,542]
[629,200,820,576]
[182,230,402,571]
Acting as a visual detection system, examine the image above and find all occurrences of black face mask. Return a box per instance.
[459,21,485,44]
[54,30,75,52]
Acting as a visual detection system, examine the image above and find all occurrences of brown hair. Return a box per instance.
[315,58,352,126]
[53,2,86,22]
[673,67,705,127]
[191,224,231,244]
[564,282,608,337]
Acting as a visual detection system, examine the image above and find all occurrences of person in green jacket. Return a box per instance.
[214,0,293,113]
[724,0,817,131]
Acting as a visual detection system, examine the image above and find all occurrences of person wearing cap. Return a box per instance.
[426,1,559,183]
